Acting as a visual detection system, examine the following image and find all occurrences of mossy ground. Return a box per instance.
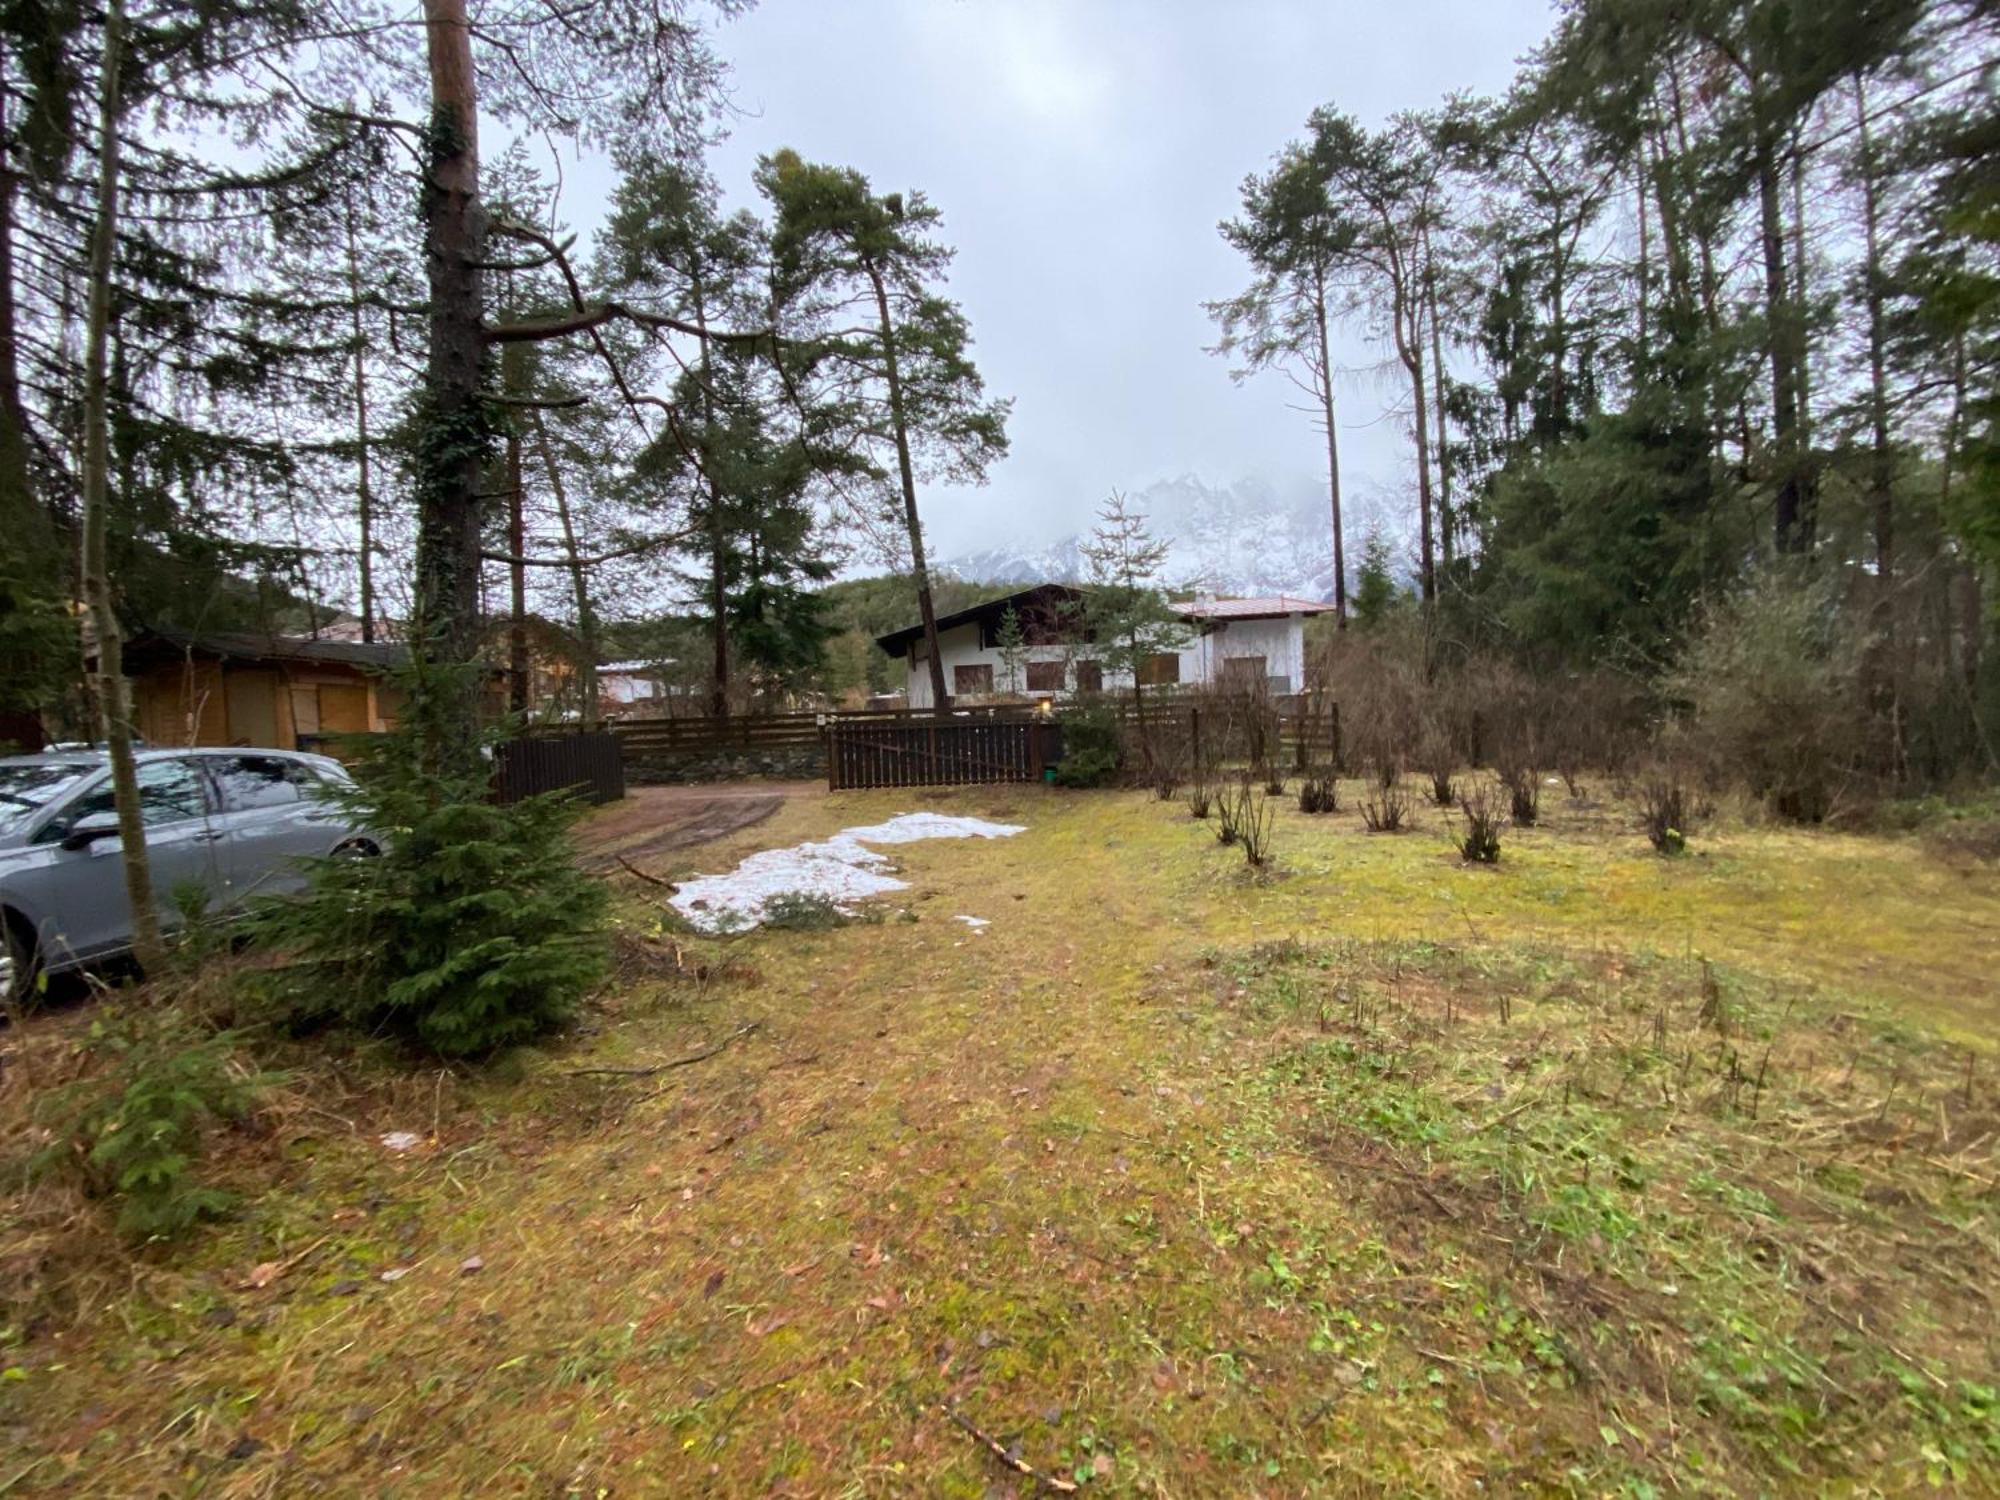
[3,777,1998,1496]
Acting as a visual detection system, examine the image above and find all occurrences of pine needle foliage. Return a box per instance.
[30,1009,265,1240]
[254,675,606,1058]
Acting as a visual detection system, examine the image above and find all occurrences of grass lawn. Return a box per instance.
[4,776,1999,1495]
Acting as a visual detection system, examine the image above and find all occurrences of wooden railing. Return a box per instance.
[535,691,1344,778]
[826,715,1058,790]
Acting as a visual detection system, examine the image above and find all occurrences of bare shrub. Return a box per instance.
[1640,772,1696,854]
[1149,735,1188,801]
[1500,766,1540,826]
[1215,772,1246,844]
[1233,780,1275,867]
[1263,770,1288,796]
[1457,789,1503,863]
[1665,572,1869,823]
[1360,783,1411,833]
[1924,817,2000,867]
[1198,678,1279,774]
[1297,773,1339,814]
[1186,762,1214,819]
[1315,626,1422,783]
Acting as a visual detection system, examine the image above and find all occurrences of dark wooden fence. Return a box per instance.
[826,715,1059,790]
[494,731,625,805]
[592,691,1343,789]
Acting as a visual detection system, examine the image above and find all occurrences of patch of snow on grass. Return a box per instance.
[669,813,1025,933]
[839,812,1025,845]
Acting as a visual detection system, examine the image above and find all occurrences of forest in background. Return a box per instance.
[0,0,1991,779]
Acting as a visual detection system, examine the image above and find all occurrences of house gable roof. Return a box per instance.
[122,626,409,672]
[1171,595,1336,622]
[874,583,1089,655]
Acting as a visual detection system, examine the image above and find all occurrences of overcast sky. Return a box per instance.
[604,0,1562,559]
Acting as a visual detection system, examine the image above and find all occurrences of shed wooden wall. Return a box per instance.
[132,660,393,749]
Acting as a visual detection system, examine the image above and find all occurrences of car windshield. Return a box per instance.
[0,761,99,835]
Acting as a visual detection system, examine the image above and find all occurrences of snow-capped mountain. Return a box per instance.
[942,475,1337,600]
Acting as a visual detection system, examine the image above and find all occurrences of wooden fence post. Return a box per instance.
[1329,699,1343,774]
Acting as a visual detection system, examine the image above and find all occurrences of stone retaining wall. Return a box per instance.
[625,744,826,785]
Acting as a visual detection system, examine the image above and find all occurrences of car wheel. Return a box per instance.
[2,914,41,1010]
[332,838,379,860]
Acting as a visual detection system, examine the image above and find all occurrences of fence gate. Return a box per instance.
[495,732,625,805]
[825,715,1056,790]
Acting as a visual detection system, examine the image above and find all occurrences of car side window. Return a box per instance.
[213,756,306,816]
[210,756,308,812]
[43,759,208,839]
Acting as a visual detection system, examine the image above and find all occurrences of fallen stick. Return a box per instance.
[566,1022,761,1078]
[938,1403,1078,1494]
[614,854,679,891]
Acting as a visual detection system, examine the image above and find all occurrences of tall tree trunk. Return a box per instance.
[1635,137,1650,360]
[1423,232,1453,567]
[1668,58,1728,465]
[343,191,377,644]
[1790,126,1813,473]
[1310,268,1347,626]
[81,2,161,974]
[0,48,49,572]
[527,409,598,727]
[1394,290,1436,607]
[499,316,528,716]
[504,377,528,716]
[867,261,949,710]
[1754,111,1806,555]
[1854,81,1894,596]
[414,0,490,764]
[689,272,730,719]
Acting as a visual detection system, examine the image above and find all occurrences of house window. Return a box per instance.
[953,664,994,696]
[1073,661,1104,694]
[1025,660,1065,693]
[1220,655,1266,684]
[1138,652,1181,686]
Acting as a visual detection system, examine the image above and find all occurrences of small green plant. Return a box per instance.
[252,671,608,1058]
[31,1009,266,1239]
[1458,790,1503,863]
[762,892,872,930]
[1053,704,1123,788]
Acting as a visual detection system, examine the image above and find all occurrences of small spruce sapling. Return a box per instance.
[252,668,607,1057]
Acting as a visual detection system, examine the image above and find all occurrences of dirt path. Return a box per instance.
[574,780,822,873]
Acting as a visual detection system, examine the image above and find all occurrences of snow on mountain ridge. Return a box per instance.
[943,475,1335,601]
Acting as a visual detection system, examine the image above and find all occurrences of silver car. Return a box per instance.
[0,747,376,1002]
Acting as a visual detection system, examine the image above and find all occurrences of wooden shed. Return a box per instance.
[122,628,407,752]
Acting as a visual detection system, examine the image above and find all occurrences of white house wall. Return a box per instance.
[1179,616,1308,693]
[900,614,1309,707]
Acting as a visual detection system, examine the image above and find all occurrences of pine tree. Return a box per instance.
[1079,492,1185,764]
[1351,528,1404,632]
[253,670,607,1058]
[757,150,1010,710]
[1211,146,1366,622]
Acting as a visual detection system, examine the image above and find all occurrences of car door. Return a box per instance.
[204,754,343,905]
[25,757,224,963]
